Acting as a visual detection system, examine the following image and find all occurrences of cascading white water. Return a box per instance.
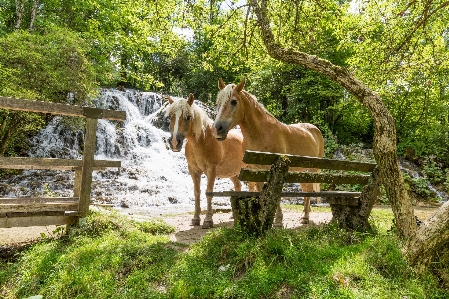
[1,89,242,213]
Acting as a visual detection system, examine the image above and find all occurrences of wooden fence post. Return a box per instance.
[78,117,98,218]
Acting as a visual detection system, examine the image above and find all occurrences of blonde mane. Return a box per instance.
[165,97,212,139]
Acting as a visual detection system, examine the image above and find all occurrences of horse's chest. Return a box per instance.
[185,142,222,172]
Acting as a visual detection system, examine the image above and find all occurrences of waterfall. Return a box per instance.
[0,89,241,212]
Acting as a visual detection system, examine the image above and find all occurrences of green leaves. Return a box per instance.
[0,28,96,103]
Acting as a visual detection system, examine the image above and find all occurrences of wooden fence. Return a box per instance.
[0,96,126,228]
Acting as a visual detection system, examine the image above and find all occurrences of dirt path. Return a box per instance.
[0,205,439,246]
[138,210,333,245]
[0,208,332,246]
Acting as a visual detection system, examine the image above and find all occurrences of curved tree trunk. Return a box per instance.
[249,0,416,240]
[405,200,449,271]
[249,0,449,270]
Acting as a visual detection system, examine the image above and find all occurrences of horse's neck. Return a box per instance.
[187,116,212,144]
[185,106,211,139]
[240,92,281,142]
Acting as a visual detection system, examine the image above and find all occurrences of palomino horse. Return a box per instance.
[213,78,324,225]
[166,93,251,228]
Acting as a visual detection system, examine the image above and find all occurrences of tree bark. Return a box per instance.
[29,0,40,31]
[249,0,449,269]
[14,0,26,30]
[405,200,449,272]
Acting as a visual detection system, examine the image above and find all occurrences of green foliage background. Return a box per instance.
[0,0,448,166]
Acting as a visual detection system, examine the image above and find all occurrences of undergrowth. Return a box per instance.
[0,208,447,299]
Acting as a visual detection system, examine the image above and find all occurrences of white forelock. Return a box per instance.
[216,84,234,119]
[165,97,212,139]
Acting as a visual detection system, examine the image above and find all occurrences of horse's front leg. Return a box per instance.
[202,168,217,229]
[190,171,202,226]
[300,182,313,224]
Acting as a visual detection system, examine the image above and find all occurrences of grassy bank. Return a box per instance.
[1,207,448,299]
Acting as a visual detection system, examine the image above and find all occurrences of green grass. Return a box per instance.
[1,207,448,299]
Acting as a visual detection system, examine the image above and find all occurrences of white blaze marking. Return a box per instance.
[171,109,182,148]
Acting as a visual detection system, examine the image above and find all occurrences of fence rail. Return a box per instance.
[0,96,126,120]
[0,96,126,228]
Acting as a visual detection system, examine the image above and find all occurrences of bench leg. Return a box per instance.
[229,176,243,220]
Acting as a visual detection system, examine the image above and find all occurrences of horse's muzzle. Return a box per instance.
[214,121,229,141]
[168,134,184,152]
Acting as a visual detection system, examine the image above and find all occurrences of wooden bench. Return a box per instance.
[0,96,126,228]
[207,150,381,233]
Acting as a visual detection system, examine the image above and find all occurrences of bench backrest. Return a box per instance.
[239,150,376,185]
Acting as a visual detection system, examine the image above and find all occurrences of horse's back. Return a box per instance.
[277,122,323,158]
[291,123,324,158]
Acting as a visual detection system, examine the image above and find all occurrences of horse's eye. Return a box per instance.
[230,99,237,106]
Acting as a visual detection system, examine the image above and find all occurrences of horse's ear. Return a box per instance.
[167,96,174,104]
[235,77,246,92]
[187,93,194,106]
[218,78,226,90]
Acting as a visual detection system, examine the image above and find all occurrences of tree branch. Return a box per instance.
[391,0,449,56]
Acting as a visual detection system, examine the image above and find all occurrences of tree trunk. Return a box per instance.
[405,200,449,272]
[14,0,25,30]
[249,0,449,269]
[29,0,40,31]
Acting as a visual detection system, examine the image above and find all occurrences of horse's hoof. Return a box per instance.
[300,218,309,224]
[191,218,201,226]
[202,220,213,229]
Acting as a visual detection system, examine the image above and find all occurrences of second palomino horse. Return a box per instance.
[166,93,250,228]
[213,78,324,225]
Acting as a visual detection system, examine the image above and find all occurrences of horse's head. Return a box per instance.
[213,77,246,140]
[165,94,195,152]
